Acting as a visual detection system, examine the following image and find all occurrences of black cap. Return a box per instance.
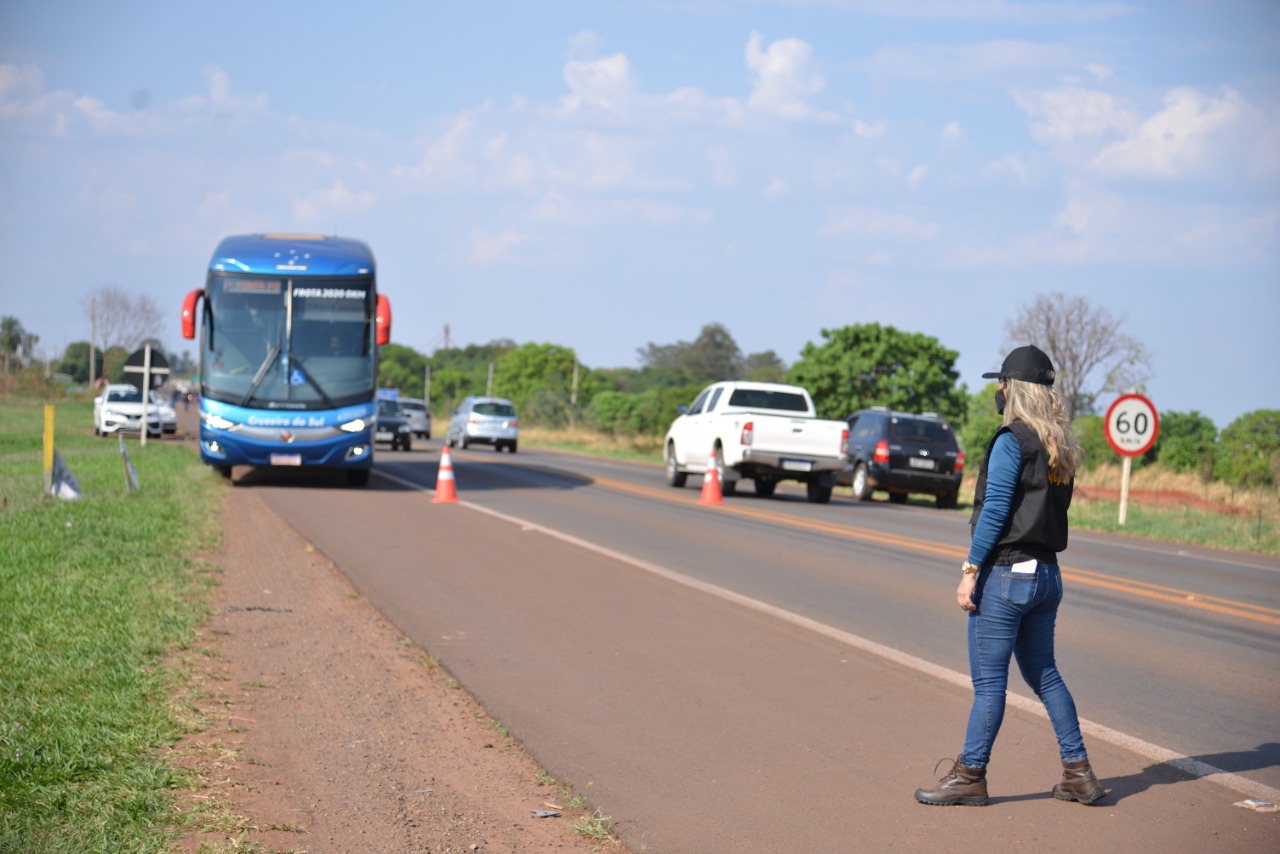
[982,344,1056,386]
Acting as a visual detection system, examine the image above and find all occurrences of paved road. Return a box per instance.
[233,439,1280,852]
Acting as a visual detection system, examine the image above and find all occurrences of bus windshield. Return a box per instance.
[203,273,376,409]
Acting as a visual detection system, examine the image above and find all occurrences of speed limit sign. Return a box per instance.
[1104,393,1159,457]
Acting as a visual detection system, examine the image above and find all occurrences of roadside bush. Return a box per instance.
[1215,409,1280,491]
[1149,410,1217,478]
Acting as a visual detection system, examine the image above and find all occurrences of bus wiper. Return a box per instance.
[240,344,281,407]
[284,355,336,409]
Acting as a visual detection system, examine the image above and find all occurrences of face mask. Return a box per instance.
[994,388,1007,415]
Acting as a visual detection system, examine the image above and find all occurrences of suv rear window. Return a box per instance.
[474,402,516,417]
[889,417,956,446]
[726,389,808,412]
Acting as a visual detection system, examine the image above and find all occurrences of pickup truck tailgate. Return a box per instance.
[749,415,845,460]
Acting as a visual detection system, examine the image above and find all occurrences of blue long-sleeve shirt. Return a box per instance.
[967,430,1021,567]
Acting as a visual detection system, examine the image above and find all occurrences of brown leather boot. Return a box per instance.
[914,757,988,806]
[1053,758,1105,804]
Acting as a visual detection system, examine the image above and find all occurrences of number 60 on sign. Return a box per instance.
[1104,393,1160,457]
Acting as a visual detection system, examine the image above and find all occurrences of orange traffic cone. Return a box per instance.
[432,445,459,504]
[697,445,724,506]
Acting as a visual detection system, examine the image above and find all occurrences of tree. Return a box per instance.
[786,323,967,422]
[1,316,25,374]
[1214,410,1280,491]
[493,343,600,427]
[378,343,428,396]
[1002,291,1151,420]
[744,350,787,382]
[56,340,99,384]
[638,323,744,384]
[83,284,162,380]
[1149,410,1217,478]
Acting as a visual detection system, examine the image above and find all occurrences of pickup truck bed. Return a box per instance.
[663,381,849,503]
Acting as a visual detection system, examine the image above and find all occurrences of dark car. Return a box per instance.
[836,407,965,508]
[374,399,413,451]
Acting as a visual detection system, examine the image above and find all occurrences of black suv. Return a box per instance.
[837,408,965,508]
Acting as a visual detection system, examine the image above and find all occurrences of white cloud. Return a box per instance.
[560,53,638,115]
[907,165,928,188]
[745,32,825,120]
[863,40,1078,84]
[392,111,482,185]
[471,227,532,264]
[763,176,787,196]
[1012,86,1135,145]
[821,206,939,240]
[1090,87,1245,179]
[292,180,375,222]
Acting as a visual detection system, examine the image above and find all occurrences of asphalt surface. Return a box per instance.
[220,435,1279,852]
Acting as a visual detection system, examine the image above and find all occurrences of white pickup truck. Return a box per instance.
[663,381,850,503]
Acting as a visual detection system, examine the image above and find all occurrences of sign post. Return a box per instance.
[124,345,171,448]
[1103,393,1160,525]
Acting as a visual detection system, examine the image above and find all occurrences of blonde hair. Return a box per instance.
[1002,377,1079,482]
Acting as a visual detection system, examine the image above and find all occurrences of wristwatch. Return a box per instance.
[961,561,981,575]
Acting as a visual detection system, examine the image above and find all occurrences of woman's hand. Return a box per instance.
[957,572,979,612]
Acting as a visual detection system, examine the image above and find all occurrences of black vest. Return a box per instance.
[969,420,1073,565]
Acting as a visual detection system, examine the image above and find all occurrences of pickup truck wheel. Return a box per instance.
[806,481,833,504]
[754,477,777,498]
[715,447,737,497]
[665,447,688,487]
[850,463,872,501]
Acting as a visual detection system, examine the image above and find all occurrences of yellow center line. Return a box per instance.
[590,475,1280,628]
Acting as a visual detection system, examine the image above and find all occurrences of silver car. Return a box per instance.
[400,397,432,439]
[447,397,519,452]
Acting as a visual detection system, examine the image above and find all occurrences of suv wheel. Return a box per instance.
[850,463,872,501]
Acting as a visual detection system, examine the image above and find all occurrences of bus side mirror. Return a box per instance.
[182,289,205,340]
[375,294,392,345]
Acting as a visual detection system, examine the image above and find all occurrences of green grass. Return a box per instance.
[0,397,225,853]
[1067,495,1279,555]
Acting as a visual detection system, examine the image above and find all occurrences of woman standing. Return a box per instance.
[914,344,1104,807]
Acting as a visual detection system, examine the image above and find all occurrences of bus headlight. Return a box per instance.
[340,418,367,433]
[203,412,236,430]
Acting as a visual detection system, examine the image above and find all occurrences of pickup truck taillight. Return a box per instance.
[741,421,753,446]
[840,428,849,457]
[873,439,890,464]
[955,450,965,475]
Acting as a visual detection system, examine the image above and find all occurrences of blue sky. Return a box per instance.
[1,0,1276,429]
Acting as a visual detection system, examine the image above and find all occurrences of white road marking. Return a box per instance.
[375,468,1280,803]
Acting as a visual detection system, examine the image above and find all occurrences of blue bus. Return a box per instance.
[181,233,392,486]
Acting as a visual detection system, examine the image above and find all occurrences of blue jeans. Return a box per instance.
[961,561,1087,769]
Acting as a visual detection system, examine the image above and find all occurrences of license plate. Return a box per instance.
[908,457,935,470]
[781,459,813,472]
[270,454,302,466]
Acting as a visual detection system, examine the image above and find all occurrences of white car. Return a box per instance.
[149,390,179,434]
[93,384,163,436]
